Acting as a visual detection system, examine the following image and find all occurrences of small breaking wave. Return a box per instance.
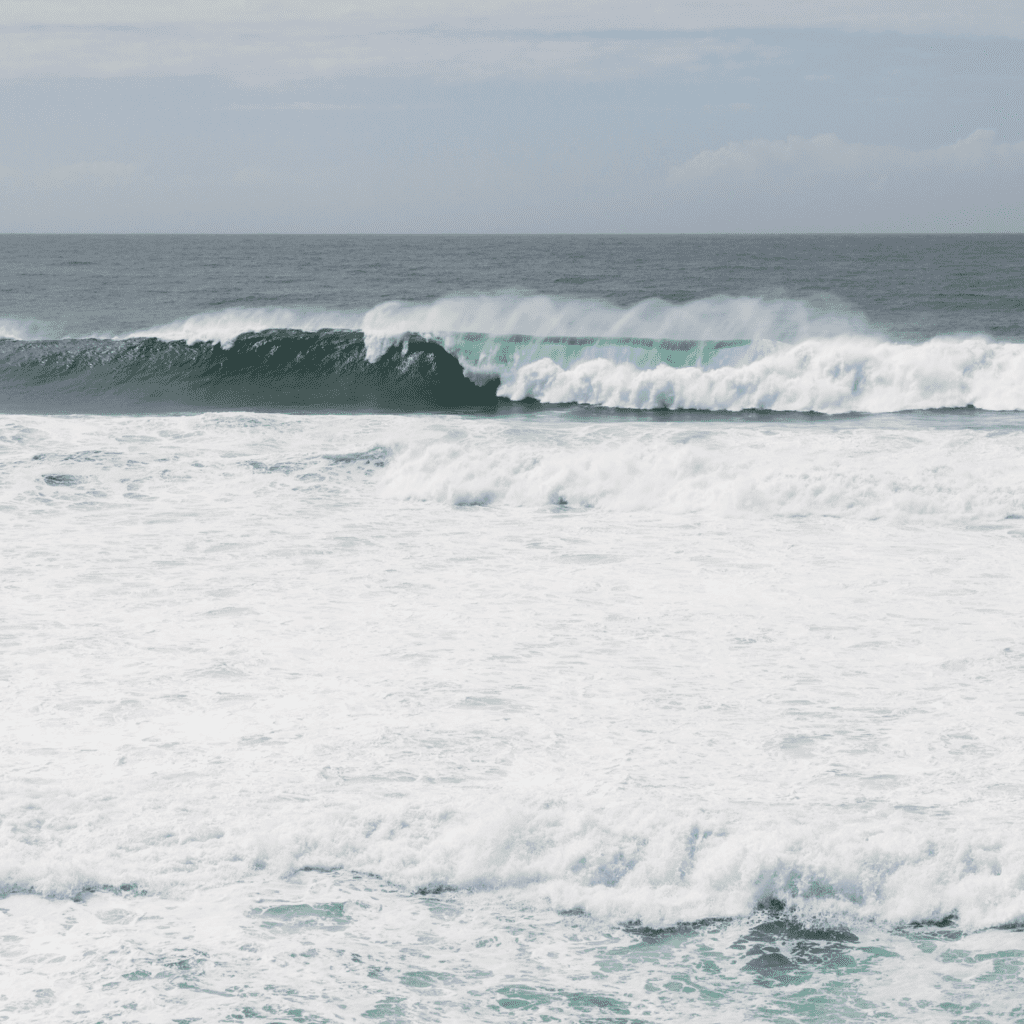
[5,779,1022,933]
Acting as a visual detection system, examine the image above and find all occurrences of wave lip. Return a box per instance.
[124,306,364,346]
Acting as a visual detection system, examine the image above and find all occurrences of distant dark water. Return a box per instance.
[4,234,1023,339]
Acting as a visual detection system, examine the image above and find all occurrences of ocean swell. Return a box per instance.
[1,293,1022,414]
[0,329,499,413]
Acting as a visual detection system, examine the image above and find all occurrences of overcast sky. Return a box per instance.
[1,0,1022,231]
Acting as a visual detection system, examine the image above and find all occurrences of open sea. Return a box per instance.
[2,234,1024,1023]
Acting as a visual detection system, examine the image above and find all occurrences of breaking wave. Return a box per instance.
[4,778,1022,933]
[1,294,1022,414]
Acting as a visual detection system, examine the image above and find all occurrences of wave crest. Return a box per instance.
[359,293,868,362]
[132,306,363,346]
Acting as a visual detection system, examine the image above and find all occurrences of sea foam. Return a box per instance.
[3,771,1021,933]
[376,419,1024,520]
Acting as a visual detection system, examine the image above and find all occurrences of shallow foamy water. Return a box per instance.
[3,410,1024,1022]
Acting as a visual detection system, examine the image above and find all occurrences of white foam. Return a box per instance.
[5,411,1024,1019]
[3,754,1022,934]
[494,335,1024,413]
[377,418,1024,520]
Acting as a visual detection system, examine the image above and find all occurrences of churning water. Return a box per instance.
[2,235,1024,1022]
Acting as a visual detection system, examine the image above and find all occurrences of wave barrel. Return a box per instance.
[431,332,752,370]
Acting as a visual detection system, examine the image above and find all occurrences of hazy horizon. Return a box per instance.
[4,230,1024,236]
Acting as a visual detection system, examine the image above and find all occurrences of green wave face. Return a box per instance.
[436,332,751,370]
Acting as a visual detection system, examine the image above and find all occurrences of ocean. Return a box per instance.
[2,234,1023,1022]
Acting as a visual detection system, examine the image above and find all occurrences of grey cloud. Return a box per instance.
[3,4,1022,232]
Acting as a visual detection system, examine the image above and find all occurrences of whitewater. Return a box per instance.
[2,234,1023,1022]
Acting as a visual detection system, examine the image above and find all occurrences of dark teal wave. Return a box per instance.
[0,329,503,413]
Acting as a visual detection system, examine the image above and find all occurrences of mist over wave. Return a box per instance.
[0,307,363,345]
[358,294,1024,413]
[0,293,866,348]
[358,292,869,361]
[131,306,365,345]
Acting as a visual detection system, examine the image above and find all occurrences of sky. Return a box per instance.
[1,0,1022,232]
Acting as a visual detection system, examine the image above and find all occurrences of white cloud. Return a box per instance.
[670,131,1024,231]
[0,1,1021,80]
